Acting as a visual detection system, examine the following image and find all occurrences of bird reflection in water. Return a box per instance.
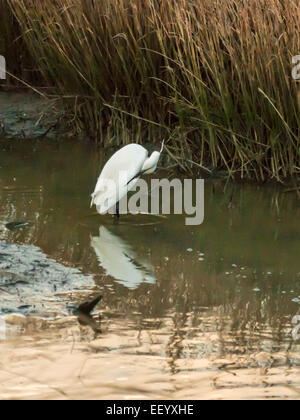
[76,295,102,334]
[91,226,156,289]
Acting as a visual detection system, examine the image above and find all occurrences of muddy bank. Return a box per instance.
[0,91,69,139]
[0,240,94,317]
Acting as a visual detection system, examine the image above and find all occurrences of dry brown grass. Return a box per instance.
[1,0,300,180]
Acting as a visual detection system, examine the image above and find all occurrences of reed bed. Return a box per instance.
[1,0,299,180]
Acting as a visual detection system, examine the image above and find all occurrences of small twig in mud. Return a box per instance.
[36,121,59,139]
[60,265,73,286]
[70,330,76,355]
[78,357,89,380]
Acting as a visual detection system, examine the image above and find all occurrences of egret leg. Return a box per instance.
[114,202,120,220]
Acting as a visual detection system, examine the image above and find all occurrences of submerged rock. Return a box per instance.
[5,221,29,231]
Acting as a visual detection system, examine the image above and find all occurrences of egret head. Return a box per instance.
[142,140,164,174]
[142,151,161,174]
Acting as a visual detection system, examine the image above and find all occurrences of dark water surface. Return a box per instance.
[0,139,300,399]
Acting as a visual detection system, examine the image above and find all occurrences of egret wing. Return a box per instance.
[91,144,148,214]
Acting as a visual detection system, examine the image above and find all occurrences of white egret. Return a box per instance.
[91,141,164,217]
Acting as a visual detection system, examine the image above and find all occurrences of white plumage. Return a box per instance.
[91,142,163,215]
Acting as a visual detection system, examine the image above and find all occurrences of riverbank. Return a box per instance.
[0,239,95,318]
[0,91,71,140]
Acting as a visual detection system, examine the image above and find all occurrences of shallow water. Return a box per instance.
[0,139,300,400]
